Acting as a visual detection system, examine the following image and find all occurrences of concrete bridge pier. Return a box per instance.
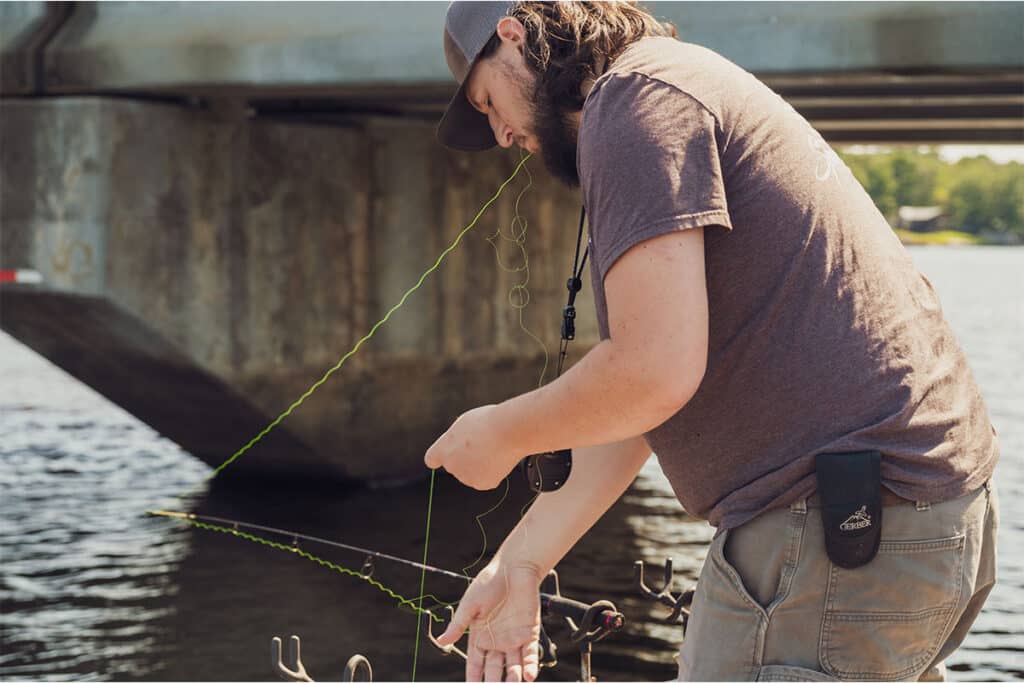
[0,97,592,483]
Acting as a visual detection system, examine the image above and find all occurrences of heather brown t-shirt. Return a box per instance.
[578,37,998,531]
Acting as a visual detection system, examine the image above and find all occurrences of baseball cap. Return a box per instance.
[436,1,515,151]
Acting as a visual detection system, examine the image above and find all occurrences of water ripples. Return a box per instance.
[1,246,1021,680]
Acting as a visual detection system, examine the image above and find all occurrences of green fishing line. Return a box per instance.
[460,477,512,578]
[411,468,438,682]
[462,154,550,578]
[485,151,551,389]
[210,153,534,476]
[154,154,541,680]
[168,515,453,620]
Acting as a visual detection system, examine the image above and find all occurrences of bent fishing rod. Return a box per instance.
[149,510,624,633]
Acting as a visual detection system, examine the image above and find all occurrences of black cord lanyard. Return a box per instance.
[556,205,589,377]
[518,205,588,493]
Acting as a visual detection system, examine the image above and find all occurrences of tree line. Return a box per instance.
[837,148,1024,240]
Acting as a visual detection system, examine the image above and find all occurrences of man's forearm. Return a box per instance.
[497,339,698,458]
[494,435,653,579]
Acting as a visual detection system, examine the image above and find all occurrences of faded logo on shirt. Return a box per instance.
[808,132,844,185]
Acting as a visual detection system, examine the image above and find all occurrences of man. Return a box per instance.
[423,2,1000,682]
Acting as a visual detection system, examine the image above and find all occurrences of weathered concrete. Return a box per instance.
[0,97,591,481]
[21,2,1024,95]
[4,2,1019,144]
[0,1,46,93]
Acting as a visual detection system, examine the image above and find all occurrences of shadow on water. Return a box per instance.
[150,464,707,682]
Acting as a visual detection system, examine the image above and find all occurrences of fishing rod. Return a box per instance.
[149,510,468,582]
[150,510,625,633]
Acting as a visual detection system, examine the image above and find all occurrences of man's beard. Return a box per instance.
[504,60,581,187]
[531,94,581,188]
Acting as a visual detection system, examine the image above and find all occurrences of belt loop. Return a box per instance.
[915,500,931,511]
[791,497,808,514]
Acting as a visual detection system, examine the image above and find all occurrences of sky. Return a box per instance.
[843,145,1024,165]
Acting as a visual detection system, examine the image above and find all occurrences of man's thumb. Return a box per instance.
[434,606,471,647]
[423,444,441,470]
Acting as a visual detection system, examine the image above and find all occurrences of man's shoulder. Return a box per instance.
[583,37,744,127]
[580,39,723,141]
[606,36,724,75]
[600,37,743,92]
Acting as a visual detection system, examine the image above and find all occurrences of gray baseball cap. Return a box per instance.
[436,1,514,151]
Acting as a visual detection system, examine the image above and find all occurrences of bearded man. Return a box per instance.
[422,3,1000,682]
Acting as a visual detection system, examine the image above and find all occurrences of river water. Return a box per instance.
[1,246,1021,681]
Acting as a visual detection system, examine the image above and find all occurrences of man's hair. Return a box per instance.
[480,1,677,112]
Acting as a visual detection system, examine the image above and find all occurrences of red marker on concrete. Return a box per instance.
[0,269,43,284]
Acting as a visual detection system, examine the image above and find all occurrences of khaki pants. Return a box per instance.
[677,482,998,681]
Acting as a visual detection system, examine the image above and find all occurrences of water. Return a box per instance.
[1,246,1021,681]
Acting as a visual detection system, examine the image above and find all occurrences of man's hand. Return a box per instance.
[435,560,543,682]
[424,404,523,490]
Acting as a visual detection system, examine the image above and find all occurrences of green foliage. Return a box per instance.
[892,229,982,246]
[837,148,1024,240]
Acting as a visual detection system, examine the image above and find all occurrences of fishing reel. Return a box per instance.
[518,449,572,492]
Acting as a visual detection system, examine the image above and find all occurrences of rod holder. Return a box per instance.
[634,559,696,627]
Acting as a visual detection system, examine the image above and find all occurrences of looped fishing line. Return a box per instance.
[484,152,550,389]
[457,152,563,669]
[461,153,550,580]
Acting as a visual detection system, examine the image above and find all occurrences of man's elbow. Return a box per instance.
[644,353,706,426]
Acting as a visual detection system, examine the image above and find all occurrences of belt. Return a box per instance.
[805,488,916,508]
[881,488,915,506]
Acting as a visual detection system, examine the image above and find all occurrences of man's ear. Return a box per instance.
[495,16,526,45]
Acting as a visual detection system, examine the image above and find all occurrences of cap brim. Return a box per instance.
[437,78,498,152]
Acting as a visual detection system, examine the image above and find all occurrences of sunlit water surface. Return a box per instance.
[1,246,1021,681]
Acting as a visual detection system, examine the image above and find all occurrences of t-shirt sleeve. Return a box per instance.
[579,73,732,284]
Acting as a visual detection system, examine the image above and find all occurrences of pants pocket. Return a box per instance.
[711,528,769,614]
[757,664,839,681]
[820,534,966,680]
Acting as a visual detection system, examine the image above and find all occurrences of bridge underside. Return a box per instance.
[238,70,1024,145]
[1,2,1020,482]
[3,2,1022,144]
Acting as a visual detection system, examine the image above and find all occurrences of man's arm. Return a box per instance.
[497,434,654,577]
[424,225,707,491]
[434,435,654,680]
[497,226,709,456]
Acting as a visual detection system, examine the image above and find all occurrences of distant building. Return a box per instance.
[897,206,946,232]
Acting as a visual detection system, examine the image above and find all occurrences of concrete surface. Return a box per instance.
[0,97,590,481]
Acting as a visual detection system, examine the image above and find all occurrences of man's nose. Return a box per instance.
[489,111,514,148]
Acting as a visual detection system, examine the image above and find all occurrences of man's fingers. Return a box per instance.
[521,641,540,683]
[466,630,485,682]
[483,650,504,683]
[503,648,523,683]
[423,441,442,469]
